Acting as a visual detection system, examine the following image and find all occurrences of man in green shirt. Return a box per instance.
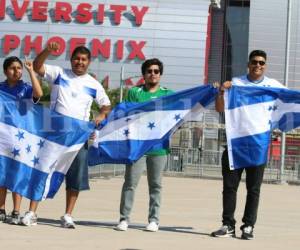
[116,58,173,232]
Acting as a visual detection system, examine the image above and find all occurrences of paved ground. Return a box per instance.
[0,176,299,250]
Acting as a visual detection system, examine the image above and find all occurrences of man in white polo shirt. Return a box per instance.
[212,50,285,240]
[31,42,111,228]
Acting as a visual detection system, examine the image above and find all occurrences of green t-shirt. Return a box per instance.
[126,85,173,156]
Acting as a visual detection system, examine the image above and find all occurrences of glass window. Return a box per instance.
[223,0,250,80]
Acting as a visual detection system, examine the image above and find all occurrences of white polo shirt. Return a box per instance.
[43,64,110,121]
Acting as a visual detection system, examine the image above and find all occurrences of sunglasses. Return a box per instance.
[146,69,160,74]
[250,60,266,66]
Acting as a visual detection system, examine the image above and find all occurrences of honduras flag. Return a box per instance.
[88,85,217,165]
[225,85,300,170]
[0,91,93,201]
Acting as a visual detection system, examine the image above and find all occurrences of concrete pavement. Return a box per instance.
[0,176,299,250]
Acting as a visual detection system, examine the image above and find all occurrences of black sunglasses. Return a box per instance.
[146,69,160,74]
[250,60,266,66]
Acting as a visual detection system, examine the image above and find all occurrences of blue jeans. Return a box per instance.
[119,155,167,223]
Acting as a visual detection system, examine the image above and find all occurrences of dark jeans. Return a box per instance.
[221,148,265,228]
[65,142,90,191]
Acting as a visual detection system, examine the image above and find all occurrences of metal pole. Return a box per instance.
[119,65,125,102]
[280,0,292,183]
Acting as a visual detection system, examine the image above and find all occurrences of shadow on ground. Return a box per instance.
[37,218,210,236]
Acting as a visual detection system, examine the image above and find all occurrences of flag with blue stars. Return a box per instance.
[88,85,217,165]
[0,91,94,201]
[225,85,300,169]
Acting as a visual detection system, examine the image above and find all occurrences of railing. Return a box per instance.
[89,148,300,184]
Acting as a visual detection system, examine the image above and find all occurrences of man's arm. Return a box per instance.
[94,105,111,126]
[215,90,225,113]
[215,81,232,113]
[33,42,60,77]
[24,59,43,99]
[89,105,111,140]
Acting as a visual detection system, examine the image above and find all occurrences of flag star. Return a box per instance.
[174,114,181,121]
[11,147,20,158]
[268,105,278,111]
[26,145,31,153]
[37,139,45,149]
[123,129,130,137]
[15,131,25,141]
[31,156,39,166]
[148,122,155,130]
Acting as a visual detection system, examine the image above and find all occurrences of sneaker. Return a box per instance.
[9,211,21,225]
[115,220,128,231]
[145,221,159,232]
[241,225,254,240]
[211,225,236,238]
[21,211,37,226]
[0,209,6,222]
[60,214,75,229]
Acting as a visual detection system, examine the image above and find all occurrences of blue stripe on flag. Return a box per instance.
[227,86,300,110]
[230,131,270,169]
[45,171,65,199]
[227,86,277,109]
[88,137,171,165]
[275,112,300,132]
[0,155,66,201]
[0,156,49,201]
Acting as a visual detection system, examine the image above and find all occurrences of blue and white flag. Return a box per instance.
[88,85,217,165]
[225,85,300,170]
[0,91,94,201]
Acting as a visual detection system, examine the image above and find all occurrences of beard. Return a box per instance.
[146,81,159,87]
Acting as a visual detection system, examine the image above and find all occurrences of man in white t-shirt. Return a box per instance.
[211,50,285,240]
[31,42,111,228]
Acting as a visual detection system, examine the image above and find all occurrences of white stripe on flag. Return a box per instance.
[225,100,275,139]
[94,110,190,143]
[93,104,205,145]
[0,121,82,175]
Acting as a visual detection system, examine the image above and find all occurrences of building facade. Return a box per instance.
[0,0,211,90]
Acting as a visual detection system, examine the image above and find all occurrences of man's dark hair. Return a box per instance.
[141,58,163,75]
[71,46,91,60]
[3,56,23,71]
[249,50,267,61]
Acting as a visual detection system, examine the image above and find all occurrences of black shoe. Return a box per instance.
[0,209,6,222]
[9,211,21,225]
[211,225,236,238]
[241,225,254,240]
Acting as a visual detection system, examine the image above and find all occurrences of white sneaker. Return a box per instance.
[115,220,128,231]
[60,214,75,229]
[21,211,38,226]
[145,221,159,232]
